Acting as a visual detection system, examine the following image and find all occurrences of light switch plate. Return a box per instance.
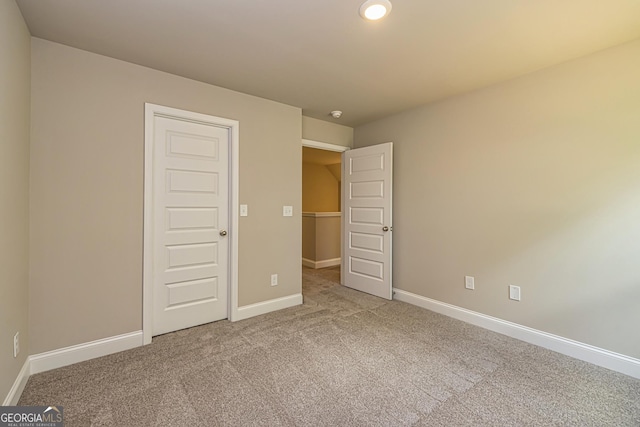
[240,204,248,217]
[283,206,293,217]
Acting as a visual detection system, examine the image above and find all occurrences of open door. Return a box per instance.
[341,142,393,299]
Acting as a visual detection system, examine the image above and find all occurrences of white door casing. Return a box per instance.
[144,104,239,343]
[301,139,350,153]
[341,142,393,299]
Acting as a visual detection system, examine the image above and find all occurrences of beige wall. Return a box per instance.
[302,214,341,264]
[30,38,301,354]
[0,0,30,400]
[302,116,353,148]
[325,163,341,182]
[355,39,640,358]
[302,163,340,212]
[315,216,341,261]
[302,216,316,261]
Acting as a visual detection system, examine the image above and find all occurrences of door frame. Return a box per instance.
[302,138,350,153]
[301,139,349,282]
[143,103,239,345]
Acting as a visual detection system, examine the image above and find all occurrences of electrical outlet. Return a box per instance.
[509,285,521,301]
[13,332,19,358]
[465,276,475,290]
[271,274,278,286]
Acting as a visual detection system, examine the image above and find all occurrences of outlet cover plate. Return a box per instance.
[465,276,474,290]
[271,274,278,286]
[509,285,521,301]
[13,332,19,358]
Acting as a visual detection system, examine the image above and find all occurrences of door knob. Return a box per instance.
[219,230,228,236]
[382,226,389,232]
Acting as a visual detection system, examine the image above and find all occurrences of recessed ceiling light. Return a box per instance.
[360,0,392,21]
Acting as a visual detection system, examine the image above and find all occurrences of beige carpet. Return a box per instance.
[19,266,640,426]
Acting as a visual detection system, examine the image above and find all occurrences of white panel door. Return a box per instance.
[152,115,229,336]
[342,142,393,299]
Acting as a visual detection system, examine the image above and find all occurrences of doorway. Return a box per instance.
[301,139,394,301]
[301,140,348,294]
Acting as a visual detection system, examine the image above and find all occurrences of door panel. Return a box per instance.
[342,143,393,300]
[152,116,229,336]
[350,232,384,253]
[351,181,384,198]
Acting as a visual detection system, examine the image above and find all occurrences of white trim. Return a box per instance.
[302,139,350,152]
[229,116,240,322]
[302,212,341,218]
[29,331,143,375]
[3,359,30,406]
[143,103,240,343]
[393,289,640,379]
[234,294,303,322]
[302,257,341,269]
[143,105,154,345]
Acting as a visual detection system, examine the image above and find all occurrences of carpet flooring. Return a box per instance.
[18,266,640,426]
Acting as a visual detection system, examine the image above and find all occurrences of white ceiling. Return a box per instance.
[16,0,640,127]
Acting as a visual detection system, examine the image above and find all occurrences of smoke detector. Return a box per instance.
[330,110,343,119]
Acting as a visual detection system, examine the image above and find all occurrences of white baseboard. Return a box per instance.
[393,288,640,379]
[302,257,341,269]
[234,294,303,322]
[29,331,144,375]
[3,358,30,406]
